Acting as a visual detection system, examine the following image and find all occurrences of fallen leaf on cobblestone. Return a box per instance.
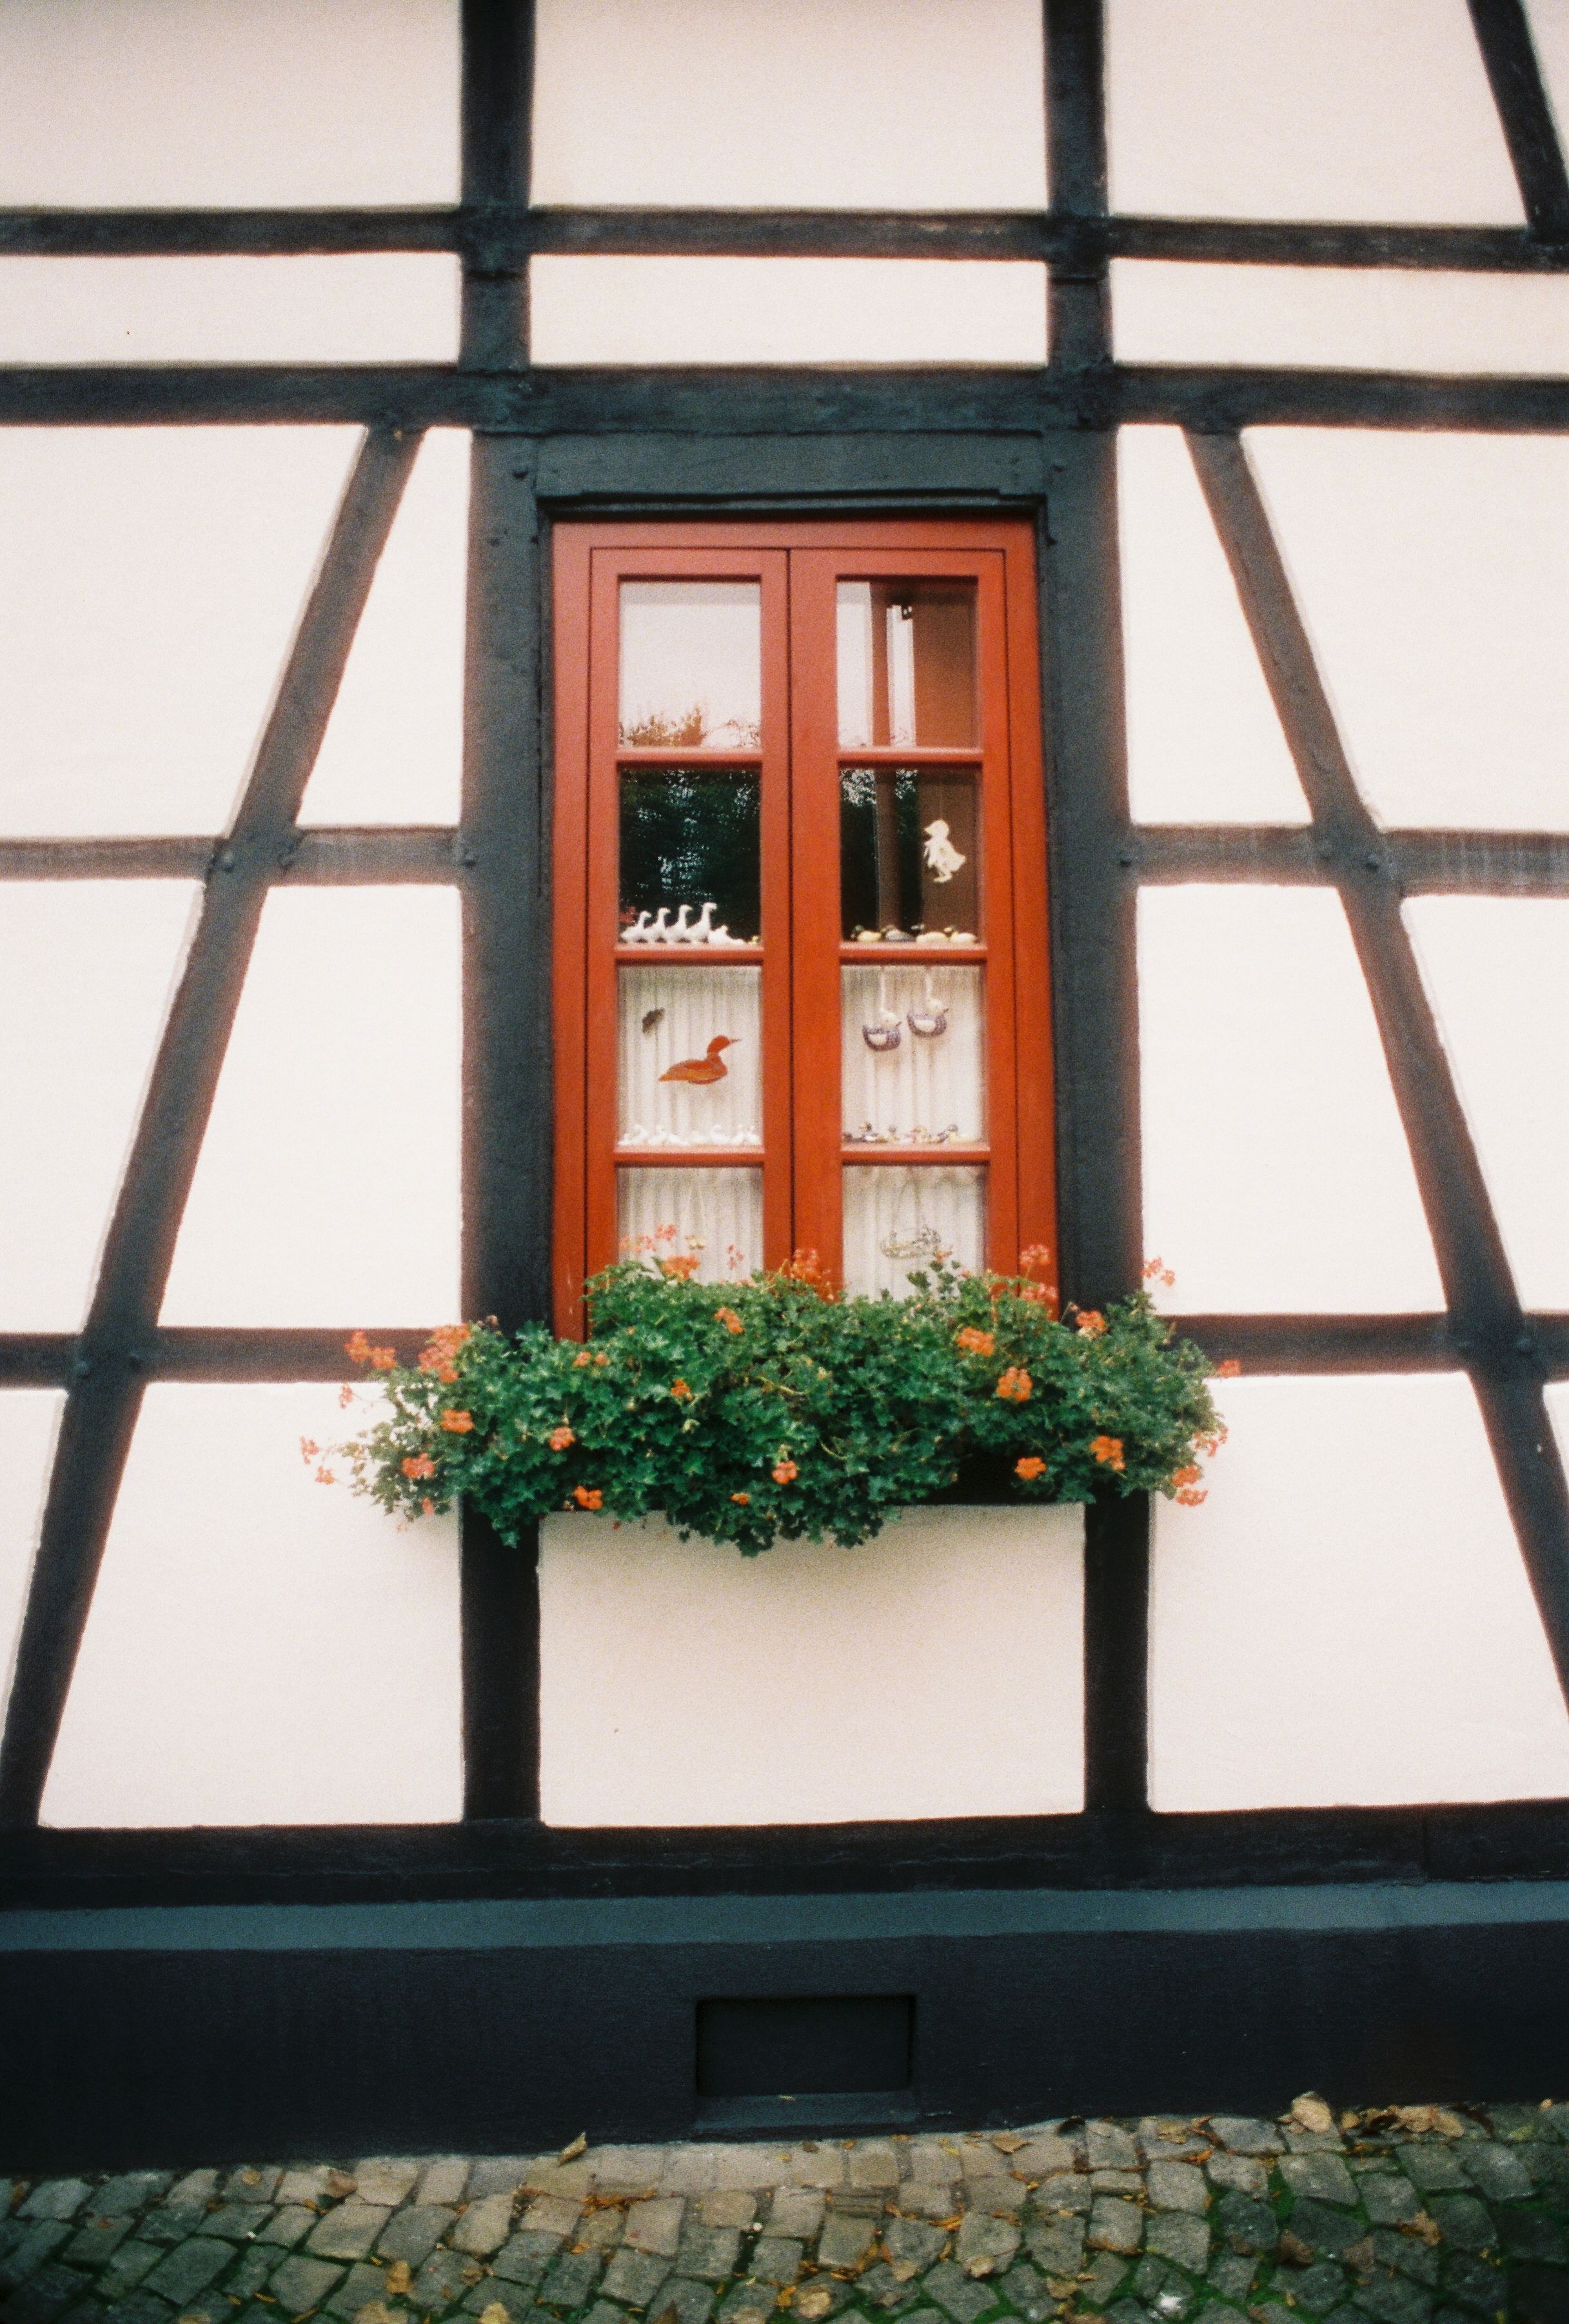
[1394,2107,1437,2135]
[1290,2095,1335,2136]
[1278,2233,1314,2267]
[1434,2113,1465,2139]
[992,2135,1026,2154]
[1343,2239,1377,2275]
[384,2263,413,2295]
[461,2263,484,2284]
[965,2257,996,2278]
[796,2289,834,2318]
[1405,2214,1442,2246]
[326,2172,357,2199]
[479,2305,511,2324]
[558,2134,587,2162]
[1340,2113,1361,2134]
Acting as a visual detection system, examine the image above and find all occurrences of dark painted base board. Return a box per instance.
[2,1882,1568,2169]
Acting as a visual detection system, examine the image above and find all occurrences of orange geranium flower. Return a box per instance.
[671,1378,693,1401]
[1090,1433,1125,1472]
[731,1491,751,1505]
[1020,1243,1054,1280]
[573,1484,603,1510]
[1142,1256,1177,1288]
[1076,1309,1107,1338]
[1215,1358,1242,1378]
[418,1323,471,1384]
[345,1331,372,1365]
[996,1366,1032,1402]
[658,1253,701,1282]
[402,1453,437,1481]
[549,1425,575,1451]
[1015,1455,1047,1481]
[772,1458,799,1484]
[314,1465,336,1485]
[299,1437,321,1463]
[370,1346,397,1371]
[1176,1485,1207,1506]
[420,1496,435,1516]
[715,1307,744,1335]
[574,1351,592,1367]
[440,1409,474,1434]
[955,1326,995,1357]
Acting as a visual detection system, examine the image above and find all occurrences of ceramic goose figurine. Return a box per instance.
[691,900,717,943]
[671,904,696,942]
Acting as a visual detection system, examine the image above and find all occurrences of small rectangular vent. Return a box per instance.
[696,1994,914,2100]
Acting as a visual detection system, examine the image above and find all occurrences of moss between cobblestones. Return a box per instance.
[0,2107,1563,2324]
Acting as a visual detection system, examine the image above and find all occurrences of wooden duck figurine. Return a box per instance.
[660,1035,737,1086]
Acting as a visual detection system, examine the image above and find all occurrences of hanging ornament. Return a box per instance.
[907,970,949,1039]
[862,970,903,1052]
[879,1172,945,1262]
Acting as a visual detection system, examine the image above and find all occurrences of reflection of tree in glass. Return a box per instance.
[620,704,762,748]
[620,767,762,942]
[840,765,922,934]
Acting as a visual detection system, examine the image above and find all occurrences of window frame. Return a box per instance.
[551,518,1055,1324]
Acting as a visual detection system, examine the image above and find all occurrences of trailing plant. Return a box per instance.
[318,1244,1232,1557]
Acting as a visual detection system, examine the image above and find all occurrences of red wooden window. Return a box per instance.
[553,521,1054,1328]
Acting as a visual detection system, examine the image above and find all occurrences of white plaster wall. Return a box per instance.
[1106,0,1520,223]
[1138,886,1443,1314]
[0,427,359,837]
[0,0,460,207]
[529,259,1049,368]
[0,1392,64,1731]
[1113,263,1569,375]
[538,1504,1084,1827]
[1149,1376,1569,1809]
[531,0,1047,210]
[1118,426,1308,827]
[0,256,459,364]
[161,889,462,1329]
[43,1385,463,1828]
[0,883,197,1329]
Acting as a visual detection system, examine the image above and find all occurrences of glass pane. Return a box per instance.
[842,966,985,1147]
[1149,1378,1569,1809]
[1406,899,1569,1307]
[539,1505,1082,1827]
[0,0,460,207]
[1113,260,1569,375]
[0,255,460,364]
[531,0,1047,210]
[1138,887,1443,1312]
[618,964,763,1150]
[1118,426,1308,826]
[299,428,469,828]
[1249,430,1569,830]
[1107,0,1520,224]
[619,768,762,946]
[0,1391,64,1736]
[618,1167,764,1283]
[842,1165,985,1297]
[530,256,1049,366]
[42,1384,462,1829]
[837,581,978,749]
[0,882,197,1329]
[0,427,358,837]
[619,581,760,749]
[840,766,980,943]
[161,891,460,1326]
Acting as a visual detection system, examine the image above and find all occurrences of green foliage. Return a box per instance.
[331,1256,1225,1556]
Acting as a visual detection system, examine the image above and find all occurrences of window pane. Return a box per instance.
[0,1391,64,1736]
[619,768,762,946]
[0,255,459,364]
[161,891,461,1326]
[531,0,1047,210]
[530,257,1048,366]
[1406,899,1569,1307]
[0,428,358,838]
[1118,426,1308,826]
[1138,887,1443,1311]
[842,966,985,1146]
[539,1505,1083,1827]
[618,964,763,1149]
[842,1164,985,1296]
[1113,261,1569,375]
[298,429,469,828]
[837,581,978,750]
[42,1385,462,1829]
[0,0,459,206]
[619,581,761,749]
[0,883,197,1329]
[1107,0,1520,223]
[1149,1377,1569,1808]
[840,768,981,943]
[618,1167,764,1283]
[1248,430,1569,830]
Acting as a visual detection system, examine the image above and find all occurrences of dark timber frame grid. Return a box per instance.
[4,0,1569,1898]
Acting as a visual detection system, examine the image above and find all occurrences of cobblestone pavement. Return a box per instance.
[6,2102,1568,2324]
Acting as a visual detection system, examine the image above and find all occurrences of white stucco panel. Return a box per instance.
[539,1503,1085,1827]
[1149,1376,1569,1810]
[42,1384,463,1829]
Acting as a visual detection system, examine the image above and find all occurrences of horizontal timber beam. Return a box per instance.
[1131,826,1569,893]
[0,829,462,882]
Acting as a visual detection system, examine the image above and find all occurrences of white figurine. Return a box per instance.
[670,904,695,942]
[923,819,966,883]
[690,901,717,943]
[647,906,672,942]
[623,911,653,944]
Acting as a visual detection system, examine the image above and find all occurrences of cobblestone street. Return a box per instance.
[5,2103,1566,2324]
